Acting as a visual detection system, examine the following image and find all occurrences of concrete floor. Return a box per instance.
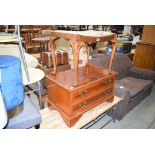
[85,85,155,129]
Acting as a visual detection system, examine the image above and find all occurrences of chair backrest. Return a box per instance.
[41,30,53,37]
[90,53,132,80]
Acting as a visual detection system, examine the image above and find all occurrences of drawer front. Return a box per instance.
[72,87,114,113]
[72,76,115,102]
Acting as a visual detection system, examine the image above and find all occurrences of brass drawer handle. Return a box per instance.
[79,101,87,108]
[79,91,84,96]
[78,90,87,96]
[104,89,112,96]
[84,90,87,94]
[108,79,112,83]
[106,89,111,93]
[104,80,109,85]
[104,79,112,85]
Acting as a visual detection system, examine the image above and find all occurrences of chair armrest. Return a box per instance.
[128,67,155,82]
[113,83,131,120]
[114,83,130,100]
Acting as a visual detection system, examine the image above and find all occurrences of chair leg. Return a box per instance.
[38,81,42,109]
[35,124,40,129]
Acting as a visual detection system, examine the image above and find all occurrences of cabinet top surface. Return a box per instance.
[51,30,116,42]
[137,41,155,46]
[46,64,116,91]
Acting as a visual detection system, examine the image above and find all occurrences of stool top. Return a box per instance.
[0,55,20,68]
[0,33,18,43]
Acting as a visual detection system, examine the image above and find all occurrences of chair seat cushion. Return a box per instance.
[6,96,42,129]
[116,77,153,98]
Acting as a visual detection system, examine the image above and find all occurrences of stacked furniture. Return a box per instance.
[133,25,155,71]
[46,30,117,127]
[90,53,155,120]
[0,26,45,109]
[0,26,44,128]
[0,55,42,129]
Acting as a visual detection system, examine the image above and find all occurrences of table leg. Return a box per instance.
[49,38,58,75]
[40,42,43,52]
[108,36,117,74]
[86,43,91,66]
[70,41,85,86]
[72,42,79,86]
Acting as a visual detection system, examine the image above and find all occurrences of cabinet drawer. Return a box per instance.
[72,87,114,113]
[72,77,114,102]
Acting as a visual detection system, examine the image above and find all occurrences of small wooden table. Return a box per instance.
[32,36,52,51]
[49,30,117,86]
[8,28,41,33]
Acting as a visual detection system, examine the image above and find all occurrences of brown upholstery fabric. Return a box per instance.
[90,54,132,79]
[116,77,153,98]
[128,67,155,82]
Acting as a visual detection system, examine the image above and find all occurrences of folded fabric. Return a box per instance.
[0,55,24,111]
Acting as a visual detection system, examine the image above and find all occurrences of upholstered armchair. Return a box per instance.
[90,53,155,120]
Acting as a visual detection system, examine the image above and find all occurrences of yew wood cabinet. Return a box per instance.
[46,64,117,127]
[46,30,117,127]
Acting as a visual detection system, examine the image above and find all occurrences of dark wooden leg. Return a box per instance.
[59,111,83,128]
[35,124,40,129]
[106,96,114,103]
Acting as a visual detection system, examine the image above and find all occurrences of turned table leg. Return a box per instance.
[70,41,85,86]
[49,38,59,75]
[108,36,117,74]
[86,43,91,66]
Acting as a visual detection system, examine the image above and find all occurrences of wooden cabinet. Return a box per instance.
[142,25,155,44]
[46,64,116,127]
[133,42,155,70]
[133,25,155,71]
